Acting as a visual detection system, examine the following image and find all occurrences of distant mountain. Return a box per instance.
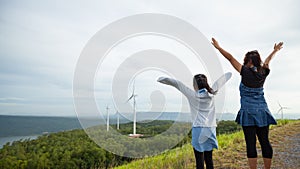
[2,112,297,138]
[0,115,82,137]
[0,112,237,137]
[107,112,236,122]
[108,112,192,123]
[0,113,193,137]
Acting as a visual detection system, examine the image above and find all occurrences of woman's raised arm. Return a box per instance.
[263,42,283,68]
[211,38,242,73]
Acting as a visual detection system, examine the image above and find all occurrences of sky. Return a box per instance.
[0,0,299,119]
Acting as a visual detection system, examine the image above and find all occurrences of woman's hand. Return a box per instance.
[274,42,283,51]
[211,38,221,50]
[263,42,284,68]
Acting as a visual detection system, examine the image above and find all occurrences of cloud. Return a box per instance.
[0,0,299,118]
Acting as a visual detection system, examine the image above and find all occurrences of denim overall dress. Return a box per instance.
[235,83,277,127]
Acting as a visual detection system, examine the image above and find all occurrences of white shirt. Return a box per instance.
[157,72,232,127]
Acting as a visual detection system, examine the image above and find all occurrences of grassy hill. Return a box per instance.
[115,120,300,169]
[0,119,298,169]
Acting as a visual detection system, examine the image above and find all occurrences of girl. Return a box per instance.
[211,38,283,169]
[157,72,231,169]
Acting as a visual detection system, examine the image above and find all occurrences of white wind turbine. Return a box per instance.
[106,105,110,131]
[116,110,120,130]
[126,81,143,138]
[277,101,289,120]
[113,105,120,130]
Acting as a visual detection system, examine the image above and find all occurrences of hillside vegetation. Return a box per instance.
[1,120,298,169]
[115,120,300,169]
[0,120,191,168]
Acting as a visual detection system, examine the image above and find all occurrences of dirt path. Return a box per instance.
[210,121,300,169]
[271,121,300,169]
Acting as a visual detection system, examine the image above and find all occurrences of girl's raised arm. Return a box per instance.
[211,38,242,73]
[157,77,195,98]
[263,42,283,68]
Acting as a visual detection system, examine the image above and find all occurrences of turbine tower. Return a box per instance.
[126,82,137,135]
[116,110,120,130]
[126,81,143,138]
[106,105,110,131]
[113,104,120,130]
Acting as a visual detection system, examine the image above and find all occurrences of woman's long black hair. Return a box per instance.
[244,50,263,71]
[243,50,268,79]
[194,74,215,94]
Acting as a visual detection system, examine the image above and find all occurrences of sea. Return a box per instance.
[0,112,299,148]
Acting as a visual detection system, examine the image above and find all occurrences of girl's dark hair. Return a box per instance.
[244,50,262,71]
[194,74,215,94]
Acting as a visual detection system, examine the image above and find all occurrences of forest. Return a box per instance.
[0,120,241,169]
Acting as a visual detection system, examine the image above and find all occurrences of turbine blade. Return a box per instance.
[277,101,282,108]
[126,94,134,102]
[277,107,283,113]
[132,79,136,94]
[133,85,135,94]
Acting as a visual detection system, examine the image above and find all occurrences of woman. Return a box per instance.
[211,38,283,169]
[157,72,231,169]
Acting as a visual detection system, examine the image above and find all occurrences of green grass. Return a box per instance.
[115,144,194,169]
[114,119,299,169]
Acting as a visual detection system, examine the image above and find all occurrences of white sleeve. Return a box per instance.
[157,77,195,98]
[211,72,232,92]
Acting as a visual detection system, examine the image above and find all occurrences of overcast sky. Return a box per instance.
[0,0,299,119]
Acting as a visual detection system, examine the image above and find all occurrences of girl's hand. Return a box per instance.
[211,38,221,50]
[274,42,283,51]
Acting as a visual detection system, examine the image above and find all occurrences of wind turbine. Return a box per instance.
[116,110,120,130]
[106,105,110,131]
[126,81,143,138]
[277,101,289,120]
[113,104,120,130]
